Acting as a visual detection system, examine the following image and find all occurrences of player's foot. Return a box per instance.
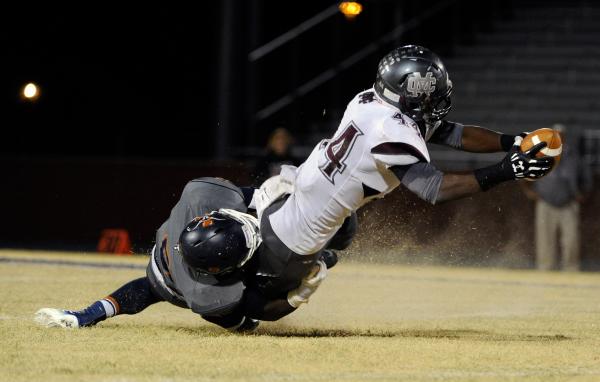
[320,250,338,269]
[236,318,260,333]
[35,308,80,328]
[35,301,108,328]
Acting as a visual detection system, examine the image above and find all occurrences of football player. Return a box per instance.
[36,177,355,331]
[251,45,555,293]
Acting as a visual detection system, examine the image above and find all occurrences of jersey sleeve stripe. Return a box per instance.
[370,142,429,163]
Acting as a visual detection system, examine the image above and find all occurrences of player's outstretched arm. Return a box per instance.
[393,137,554,204]
[440,138,554,202]
[460,125,517,153]
[428,122,521,153]
[435,172,482,203]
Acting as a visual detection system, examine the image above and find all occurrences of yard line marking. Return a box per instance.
[3,256,600,291]
[407,275,600,289]
[340,272,600,290]
[0,256,146,270]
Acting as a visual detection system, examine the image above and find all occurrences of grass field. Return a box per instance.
[1,249,600,381]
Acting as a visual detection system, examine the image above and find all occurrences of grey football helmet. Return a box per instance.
[374,45,452,123]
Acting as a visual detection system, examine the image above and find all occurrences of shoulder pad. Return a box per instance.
[181,177,247,214]
[370,113,430,165]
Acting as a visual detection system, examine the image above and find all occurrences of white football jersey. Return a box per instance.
[269,88,432,255]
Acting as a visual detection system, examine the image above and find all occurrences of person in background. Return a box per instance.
[522,124,593,271]
[253,128,301,186]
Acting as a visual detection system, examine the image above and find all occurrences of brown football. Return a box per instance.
[520,128,562,169]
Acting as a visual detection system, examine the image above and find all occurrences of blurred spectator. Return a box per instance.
[253,128,301,186]
[522,124,593,271]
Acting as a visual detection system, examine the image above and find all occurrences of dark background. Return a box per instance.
[2,0,599,268]
[1,1,505,159]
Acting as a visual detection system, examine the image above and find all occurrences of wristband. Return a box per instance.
[500,134,517,152]
[473,161,514,191]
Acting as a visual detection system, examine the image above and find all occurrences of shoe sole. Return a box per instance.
[35,308,79,328]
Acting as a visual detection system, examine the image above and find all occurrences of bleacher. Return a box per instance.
[435,1,600,168]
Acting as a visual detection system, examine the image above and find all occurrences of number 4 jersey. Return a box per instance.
[269,88,445,255]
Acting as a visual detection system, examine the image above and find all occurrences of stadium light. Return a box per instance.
[339,2,363,20]
[22,82,40,101]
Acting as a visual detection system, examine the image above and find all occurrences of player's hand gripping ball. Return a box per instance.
[521,128,563,168]
[502,129,562,181]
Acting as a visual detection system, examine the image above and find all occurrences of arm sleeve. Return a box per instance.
[202,305,246,329]
[390,162,444,204]
[427,120,464,149]
[242,288,295,321]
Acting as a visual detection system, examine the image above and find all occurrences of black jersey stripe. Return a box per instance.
[371,142,428,162]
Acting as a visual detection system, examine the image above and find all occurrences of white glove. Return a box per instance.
[287,260,327,308]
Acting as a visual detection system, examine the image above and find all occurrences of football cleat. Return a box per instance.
[35,308,80,328]
[236,318,260,333]
[320,249,338,269]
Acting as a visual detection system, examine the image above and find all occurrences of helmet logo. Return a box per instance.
[407,72,436,97]
[190,215,216,229]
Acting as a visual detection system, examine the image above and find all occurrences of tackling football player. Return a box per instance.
[36,177,355,331]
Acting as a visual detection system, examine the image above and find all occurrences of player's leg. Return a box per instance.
[559,202,580,271]
[243,256,328,322]
[35,277,164,328]
[320,212,359,268]
[255,198,320,299]
[535,200,558,270]
[326,212,358,251]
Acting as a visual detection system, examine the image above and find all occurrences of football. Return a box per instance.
[520,128,563,168]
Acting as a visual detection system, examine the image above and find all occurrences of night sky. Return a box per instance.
[1,1,493,160]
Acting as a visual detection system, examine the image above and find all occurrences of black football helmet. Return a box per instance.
[179,211,255,276]
[374,45,452,123]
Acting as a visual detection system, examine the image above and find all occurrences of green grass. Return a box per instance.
[1,249,600,381]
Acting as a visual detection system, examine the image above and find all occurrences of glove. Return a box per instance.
[474,136,554,190]
[508,136,555,179]
[287,260,327,308]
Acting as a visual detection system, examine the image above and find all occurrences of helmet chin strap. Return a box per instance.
[218,209,262,267]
